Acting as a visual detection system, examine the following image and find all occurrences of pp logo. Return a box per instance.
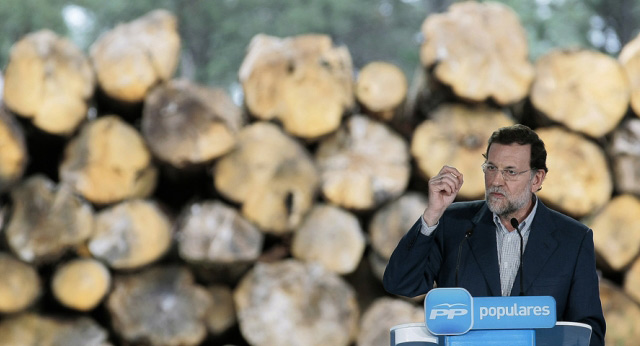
[424,288,473,335]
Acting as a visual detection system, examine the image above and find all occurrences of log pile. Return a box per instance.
[0,2,639,346]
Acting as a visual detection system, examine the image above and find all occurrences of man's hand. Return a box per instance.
[423,165,463,226]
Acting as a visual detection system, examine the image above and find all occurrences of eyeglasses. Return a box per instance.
[481,163,532,181]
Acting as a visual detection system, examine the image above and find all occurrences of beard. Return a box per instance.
[485,184,532,217]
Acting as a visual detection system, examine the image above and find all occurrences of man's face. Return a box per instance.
[484,143,536,218]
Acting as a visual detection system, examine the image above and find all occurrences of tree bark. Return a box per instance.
[51,258,111,311]
[531,49,630,138]
[233,260,359,346]
[356,61,408,122]
[90,9,180,103]
[316,115,410,210]
[608,119,640,195]
[588,195,640,271]
[291,204,365,275]
[0,253,40,314]
[537,126,613,217]
[107,266,211,346]
[420,1,534,105]
[411,103,514,199]
[357,297,424,346]
[5,175,93,264]
[213,122,319,234]
[0,108,27,193]
[3,30,94,135]
[88,199,172,270]
[59,116,157,205]
[142,79,244,168]
[239,34,354,139]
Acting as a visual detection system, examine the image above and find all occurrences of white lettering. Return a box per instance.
[478,305,552,319]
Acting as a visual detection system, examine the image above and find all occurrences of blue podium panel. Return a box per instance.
[535,321,592,346]
[390,323,439,345]
[444,329,535,346]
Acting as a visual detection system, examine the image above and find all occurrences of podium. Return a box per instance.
[390,288,592,346]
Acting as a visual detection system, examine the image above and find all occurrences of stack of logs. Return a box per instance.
[0,2,640,345]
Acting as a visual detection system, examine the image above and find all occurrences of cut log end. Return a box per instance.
[107,266,212,346]
[234,260,359,346]
[316,115,410,210]
[89,199,172,270]
[291,204,365,274]
[3,30,94,135]
[420,1,533,104]
[0,253,40,314]
[356,61,408,121]
[90,9,180,102]
[52,258,111,311]
[532,49,630,138]
[537,126,613,217]
[411,104,514,199]
[240,34,354,139]
[589,195,640,271]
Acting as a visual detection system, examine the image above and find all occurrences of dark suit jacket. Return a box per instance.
[382,200,605,346]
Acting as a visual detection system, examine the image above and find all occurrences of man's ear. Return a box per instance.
[532,170,546,193]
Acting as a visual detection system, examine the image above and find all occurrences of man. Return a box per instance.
[383,124,605,345]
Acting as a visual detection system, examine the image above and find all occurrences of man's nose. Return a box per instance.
[487,171,505,185]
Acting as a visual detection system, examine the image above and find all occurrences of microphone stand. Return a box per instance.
[510,218,525,296]
[455,226,474,287]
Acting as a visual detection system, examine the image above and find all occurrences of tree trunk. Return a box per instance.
[420,1,534,105]
[608,119,640,195]
[239,34,354,139]
[0,253,40,314]
[531,49,630,138]
[233,260,359,346]
[356,61,408,122]
[357,297,424,346]
[88,199,172,270]
[5,175,93,264]
[600,279,640,345]
[588,195,640,271]
[0,314,110,346]
[411,103,514,199]
[59,116,157,205]
[142,79,244,168]
[291,204,365,275]
[0,108,27,193]
[107,266,211,346]
[51,258,111,311]
[213,122,319,234]
[3,30,94,136]
[536,126,613,217]
[90,9,180,103]
[176,200,263,268]
[315,115,411,210]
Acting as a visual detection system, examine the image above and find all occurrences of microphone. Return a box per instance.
[455,225,475,287]
[510,218,525,296]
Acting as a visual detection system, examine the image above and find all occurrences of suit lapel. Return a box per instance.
[467,204,502,296]
[512,201,559,296]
